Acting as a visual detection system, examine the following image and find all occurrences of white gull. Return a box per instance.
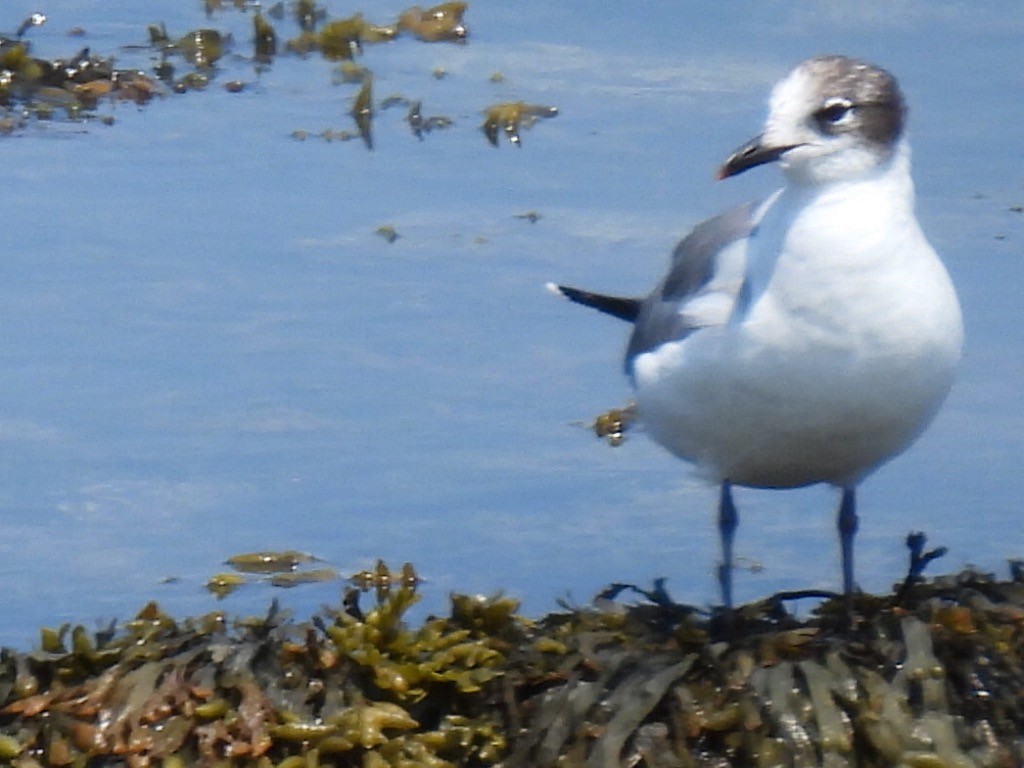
[548,55,963,607]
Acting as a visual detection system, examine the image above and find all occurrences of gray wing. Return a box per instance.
[625,202,757,373]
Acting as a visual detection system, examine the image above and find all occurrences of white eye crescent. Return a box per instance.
[814,98,855,131]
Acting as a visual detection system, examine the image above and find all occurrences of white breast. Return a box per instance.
[632,148,963,489]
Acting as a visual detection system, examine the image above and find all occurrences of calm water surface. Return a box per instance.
[0,1,1022,647]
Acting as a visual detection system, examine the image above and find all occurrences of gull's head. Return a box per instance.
[719,56,906,185]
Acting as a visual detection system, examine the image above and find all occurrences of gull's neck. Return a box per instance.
[781,139,915,206]
[738,140,922,324]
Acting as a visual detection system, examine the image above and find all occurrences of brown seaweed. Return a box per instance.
[481,101,558,147]
[2,561,1023,767]
[397,3,468,43]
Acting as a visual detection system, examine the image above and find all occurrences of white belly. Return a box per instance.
[631,255,962,489]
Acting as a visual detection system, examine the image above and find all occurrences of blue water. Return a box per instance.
[0,1,1021,647]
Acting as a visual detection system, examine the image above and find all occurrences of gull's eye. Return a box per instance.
[814,99,854,133]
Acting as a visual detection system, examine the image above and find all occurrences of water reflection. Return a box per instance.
[0,1,1021,648]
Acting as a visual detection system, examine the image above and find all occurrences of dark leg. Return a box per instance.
[837,488,858,595]
[717,481,738,609]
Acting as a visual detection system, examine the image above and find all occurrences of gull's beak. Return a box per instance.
[717,135,802,179]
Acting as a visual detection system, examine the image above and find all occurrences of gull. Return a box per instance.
[548,55,963,607]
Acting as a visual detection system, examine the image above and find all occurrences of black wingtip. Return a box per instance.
[546,282,640,323]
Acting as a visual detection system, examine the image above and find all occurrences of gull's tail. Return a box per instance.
[545,282,640,323]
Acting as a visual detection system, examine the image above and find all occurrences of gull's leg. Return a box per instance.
[837,488,858,595]
[717,481,738,609]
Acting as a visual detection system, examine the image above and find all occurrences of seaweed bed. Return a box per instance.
[1,558,1023,768]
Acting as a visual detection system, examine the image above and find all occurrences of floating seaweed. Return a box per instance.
[397,2,468,42]
[209,551,340,595]
[293,0,327,32]
[351,559,420,597]
[283,30,319,56]
[376,225,401,244]
[204,0,248,15]
[269,568,340,588]
[335,60,368,84]
[0,2,564,152]
[0,30,164,119]
[284,13,396,61]
[206,571,246,597]
[350,74,374,148]
[406,100,453,140]
[481,101,558,146]
[175,28,225,67]
[380,94,411,110]
[591,402,637,446]
[253,11,278,61]
[149,23,226,68]
[227,550,320,575]
[318,15,390,60]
